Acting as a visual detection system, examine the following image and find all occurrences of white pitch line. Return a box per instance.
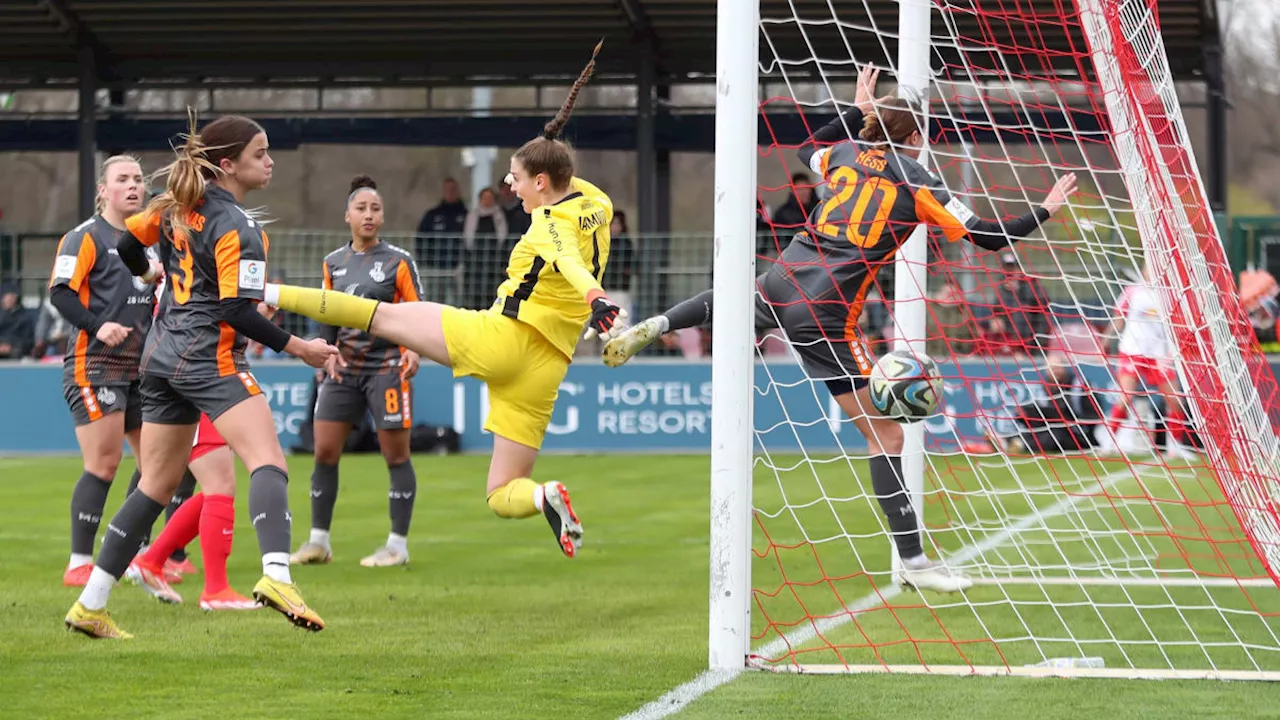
[618,467,1140,720]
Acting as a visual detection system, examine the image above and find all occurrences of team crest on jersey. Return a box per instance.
[96,387,117,407]
[369,262,385,283]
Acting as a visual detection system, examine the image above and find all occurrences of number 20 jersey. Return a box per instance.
[125,185,270,381]
[778,140,982,317]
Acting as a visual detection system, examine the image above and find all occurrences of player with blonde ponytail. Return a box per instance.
[266,42,624,558]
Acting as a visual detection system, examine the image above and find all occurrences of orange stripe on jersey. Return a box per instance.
[217,323,237,377]
[914,187,968,242]
[74,330,90,387]
[322,261,333,291]
[67,234,97,293]
[843,272,880,344]
[214,230,242,299]
[125,211,162,247]
[394,260,420,302]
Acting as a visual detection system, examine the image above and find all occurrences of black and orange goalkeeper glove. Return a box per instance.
[584,290,628,340]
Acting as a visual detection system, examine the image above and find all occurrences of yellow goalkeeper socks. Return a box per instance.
[486,478,540,519]
[267,284,379,332]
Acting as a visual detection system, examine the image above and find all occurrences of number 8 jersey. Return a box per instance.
[787,138,980,314]
[124,185,270,380]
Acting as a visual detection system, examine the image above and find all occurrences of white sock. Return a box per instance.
[533,484,545,512]
[654,315,671,333]
[262,552,292,583]
[78,567,117,611]
[309,529,331,549]
[263,283,280,306]
[903,553,929,568]
[386,533,408,554]
[69,553,93,569]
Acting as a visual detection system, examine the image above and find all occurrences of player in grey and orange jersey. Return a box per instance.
[603,66,1079,594]
[63,111,338,640]
[291,174,425,569]
[49,155,163,587]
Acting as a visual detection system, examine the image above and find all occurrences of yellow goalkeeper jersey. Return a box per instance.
[494,177,613,359]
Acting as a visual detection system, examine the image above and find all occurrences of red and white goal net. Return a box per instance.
[746,0,1280,678]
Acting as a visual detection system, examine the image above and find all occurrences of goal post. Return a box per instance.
[708,0,759,671]
[713,0,1280,680]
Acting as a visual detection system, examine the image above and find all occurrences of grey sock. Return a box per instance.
[249,465,292,556]
[167,470,198,561]
[310,462,339,532]
[663,289,714,331]
[96,490,167,579]
[121,468,153,545]
[388,460,417,536]
[70,471,112,556]
[868,455,924,559]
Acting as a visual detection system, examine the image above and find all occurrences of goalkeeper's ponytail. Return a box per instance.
[513,40,603,192]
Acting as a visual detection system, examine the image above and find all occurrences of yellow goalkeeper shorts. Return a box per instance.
[441,306,570,450]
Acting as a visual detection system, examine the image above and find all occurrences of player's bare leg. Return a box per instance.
[66,422,195,639]
[216,396,324,630]
[360,427,415,567]
[837,387,971,594]
[485,434,582,558]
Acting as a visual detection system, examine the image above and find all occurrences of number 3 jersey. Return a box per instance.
[49,214,158,386]
[780,140,983,317]
[125,185,270,380]
[321,241,423,375]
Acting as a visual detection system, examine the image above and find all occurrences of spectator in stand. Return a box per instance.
[982,252,1049,355]
[415,177,469,303]
[31,293,72,359]
[992,350,1101,455]
[771,172,815,233]
[929,274,976,356]
[498,180,531,236]
[0,280,33,359]
[462,187,510,310]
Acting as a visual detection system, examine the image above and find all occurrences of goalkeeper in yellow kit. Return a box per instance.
[264,45,624,558]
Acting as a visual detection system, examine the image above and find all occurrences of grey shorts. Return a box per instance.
[755,270,873,397]
[140,371,264,425]
[314,372,413,431]
[63,380,143,430]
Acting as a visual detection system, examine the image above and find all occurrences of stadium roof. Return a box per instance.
[0,0,1221,90]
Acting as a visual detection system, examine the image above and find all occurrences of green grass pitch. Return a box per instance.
[2,453,1279,719]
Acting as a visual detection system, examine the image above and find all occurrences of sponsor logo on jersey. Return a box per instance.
[369,261,385,283]
[332,267,347,278]
[578,209,606,232]
[384,413,403,423]
[239,259,265,290]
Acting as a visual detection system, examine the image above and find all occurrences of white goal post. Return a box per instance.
[709,0,1280,680]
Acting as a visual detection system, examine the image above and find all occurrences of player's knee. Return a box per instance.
[314,445,343,466]
[383,449,411,467]
[84,448,124,480]
[871,421,905,455]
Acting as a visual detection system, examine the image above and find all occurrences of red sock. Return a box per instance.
[1106,399,1129,434]
[1167,401,1186,444]
[200,494,235,596]
[141,493,204,570]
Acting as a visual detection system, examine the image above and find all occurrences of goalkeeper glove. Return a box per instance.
[584,291,628,340]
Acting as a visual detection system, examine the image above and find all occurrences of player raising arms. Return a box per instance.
[604,66,1078,593]
[265,43,626,558]
[50,155,160,586]
[291,175,424,568]
[64,112,337,639]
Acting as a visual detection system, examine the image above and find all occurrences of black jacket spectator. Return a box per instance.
[0,282,33,359]
[415,178,469,269]
[499,183,531,236]
[601,210,634,292]
[462,188,511,310]
[1013,354,1100,454]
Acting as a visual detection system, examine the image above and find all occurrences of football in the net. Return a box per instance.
[867,350,944,423]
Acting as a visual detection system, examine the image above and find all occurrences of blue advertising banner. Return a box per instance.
[0,358,1256,455]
